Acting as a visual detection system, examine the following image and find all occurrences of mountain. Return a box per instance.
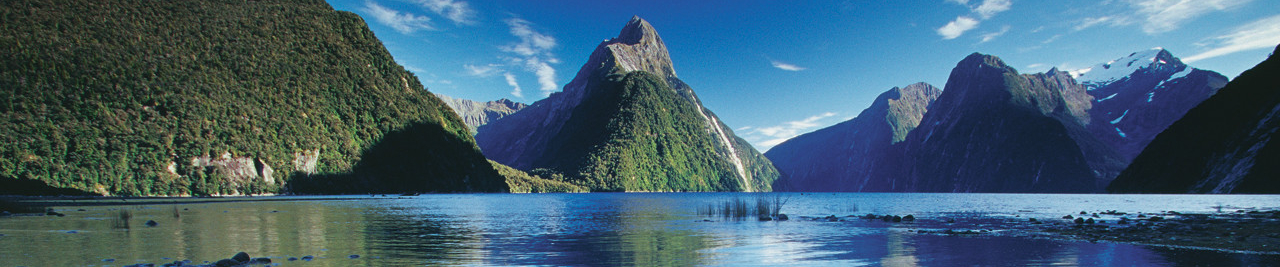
[475,16,779,192]
[766,83,941,192]
[1108,45,1280,193]
[0,0,507,195]
[1073,48,1228,161]
[435,94,527,134]
[892,53,1117,192]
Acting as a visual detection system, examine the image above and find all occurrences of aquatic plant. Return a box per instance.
[699,196,788,219]
[111,210,132,230]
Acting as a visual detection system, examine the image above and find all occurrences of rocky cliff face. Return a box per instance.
[767,83,940,191]
[1109,45,1280,193]
[476,16,778,192]
[1075,48,1228,162]
[435,94,527,133]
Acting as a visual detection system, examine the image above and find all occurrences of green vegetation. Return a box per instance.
[0,0,505,195]
[491,161,588,193]
[536,70,761,192]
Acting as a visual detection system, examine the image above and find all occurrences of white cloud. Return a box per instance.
[528,59,558,95]
[503,73,523,98]
[742,112,839,150]
[1074,16,1127,31]
[464,64,501,77]
[1130,0,1251,34]
[1041,34,1062,44]
[979,25,1011,43]
[974,0,1012,19]
[363,1,434,34]
[937,16,980,39]
[502,18,557,57]
[1183,14,1280,63]
[946,0,970,4]
[494,18,561,97]
[412,0,476,25]
[770,60,807,71]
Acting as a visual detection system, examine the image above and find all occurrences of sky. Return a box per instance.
[325,0,1280,151]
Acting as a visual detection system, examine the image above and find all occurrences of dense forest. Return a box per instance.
[0,0,509,195]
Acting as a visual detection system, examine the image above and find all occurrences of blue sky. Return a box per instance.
[326,0,1280,151]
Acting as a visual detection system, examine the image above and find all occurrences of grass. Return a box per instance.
[699,196,788,219]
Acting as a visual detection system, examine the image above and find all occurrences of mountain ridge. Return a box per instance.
[476,16,778,192]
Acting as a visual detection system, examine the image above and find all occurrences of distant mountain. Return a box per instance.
[1074,48,1228,162]
[766,83,940,192]
[1109,45,1280,193]
[0,0,508,195]
[475,16,778,192]
[435,94,527,134]
[890,53,1115,192]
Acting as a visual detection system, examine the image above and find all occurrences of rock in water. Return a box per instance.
[231,252,250,263]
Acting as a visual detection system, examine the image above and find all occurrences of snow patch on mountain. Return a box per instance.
[1072,47,1166,87]
[1111,110,1129,124]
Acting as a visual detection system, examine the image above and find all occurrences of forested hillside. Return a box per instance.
[0,0,507,195]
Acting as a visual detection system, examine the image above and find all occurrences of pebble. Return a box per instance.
[301,255,314,261]
[349,254,361,259]
[288,257,299,261]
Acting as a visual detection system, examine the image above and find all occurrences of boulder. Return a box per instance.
[232,252,251,263]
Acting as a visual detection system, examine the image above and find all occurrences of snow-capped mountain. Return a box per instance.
[1074,48,1228,162]
[1110,44,1280,193]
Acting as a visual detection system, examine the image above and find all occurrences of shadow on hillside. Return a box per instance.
[287,122,508,194]
[0,177,95,196]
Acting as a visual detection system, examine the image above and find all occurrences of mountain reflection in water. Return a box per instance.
[1,193,1277,266]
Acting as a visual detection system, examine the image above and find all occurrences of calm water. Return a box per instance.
[2,193,1279,266]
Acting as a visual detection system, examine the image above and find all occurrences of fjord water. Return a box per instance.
[2,194,1278,266]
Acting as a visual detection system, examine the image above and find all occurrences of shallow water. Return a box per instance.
[2,193,1278,266]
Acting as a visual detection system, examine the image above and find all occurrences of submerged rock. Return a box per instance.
[301,255,314,261]
[145,220,158,227]
[231,252,250,263]
[903,215,915,222]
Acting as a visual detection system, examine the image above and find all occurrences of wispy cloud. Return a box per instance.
[464,64,501,77]
[770,60,807,71]
[1184,14,1280,63]
[741,112,839,150]
[1131,0,1251,34]
[1074,16,1127,31]
[979,25,1011,43]
[499,18,560,97]
[937,16,979,40]
[1074,0,1251,35]
[412,0,476,25]
[503,73,523,98]
[974,0,1011,19]
[363,1,434,34]
[1026,63,1046,69]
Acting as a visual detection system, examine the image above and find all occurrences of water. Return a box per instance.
[2,193,1278,266]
